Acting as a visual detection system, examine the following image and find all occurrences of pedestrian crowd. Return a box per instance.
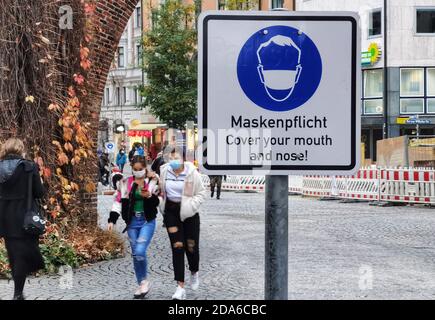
[0,137,228,300]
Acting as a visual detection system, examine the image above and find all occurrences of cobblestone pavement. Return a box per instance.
[1,191,435,300]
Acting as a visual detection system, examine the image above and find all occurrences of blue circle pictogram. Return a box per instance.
[237,25,322,112]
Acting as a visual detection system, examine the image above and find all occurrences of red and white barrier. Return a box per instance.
[336,168,380,201]
[201,167,435,205]
[379,168,435,204]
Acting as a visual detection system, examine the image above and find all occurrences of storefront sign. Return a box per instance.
[406,119,432,125]
[105,141,115,153]
[128,130,152,138]
[396,117,410,124]
[361,43,381,66]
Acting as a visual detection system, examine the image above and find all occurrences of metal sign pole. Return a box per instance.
[265,175,289,300]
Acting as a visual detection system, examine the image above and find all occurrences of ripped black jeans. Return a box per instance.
[164,200,200,282]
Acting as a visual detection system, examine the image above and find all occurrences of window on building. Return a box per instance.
[365,69,383,97]
[137,44,143,66]
[416,9,435,34]
[427,68,435,96]
[123,87,127,104]
[401,68,424,97]
[117,47,125,68]
[136,7,142,29]
[218,0,259,10]
[116,87,120,105]
[362,69,383,115]
[400,99,424,114]
[105,88,110,105]
[369,9,382,37]
[428,68,435,113]
[271,0,284,9]
[134,88,138,105]
[400,68,435,114]
[428,99,435,113]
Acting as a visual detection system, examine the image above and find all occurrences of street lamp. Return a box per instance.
[114,124,126,134]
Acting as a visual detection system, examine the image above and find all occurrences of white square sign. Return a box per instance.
[198,11,361,175]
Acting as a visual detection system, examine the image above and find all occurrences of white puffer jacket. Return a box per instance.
[159,162,206,221]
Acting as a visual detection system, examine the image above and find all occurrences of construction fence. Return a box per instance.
[201,167,435,205]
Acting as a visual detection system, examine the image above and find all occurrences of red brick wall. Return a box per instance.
[73,0,140,224]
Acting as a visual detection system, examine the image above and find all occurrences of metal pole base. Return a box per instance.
[265,175,289,300]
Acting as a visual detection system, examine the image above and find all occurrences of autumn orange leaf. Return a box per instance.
[80,46,90,60]
[63,116,72,127]
[58,153,69,165]
[63,128,73,141]
[73,74,85,85]
[80,60,89,70]
[64,142,73,152]
[43,168,52,178]
[68,97,80,108]
[52,140,62,148]
[84,3,96,14]
[80,59,91,70]
[84,182,96,193]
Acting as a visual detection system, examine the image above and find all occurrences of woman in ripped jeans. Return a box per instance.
[108,155,159,299]
[159,148,207,300]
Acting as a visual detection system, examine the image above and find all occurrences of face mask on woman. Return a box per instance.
[169,159,182,170]
[132,169,146,178]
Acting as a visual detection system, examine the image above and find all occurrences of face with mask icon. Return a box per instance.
[256,34,303,102]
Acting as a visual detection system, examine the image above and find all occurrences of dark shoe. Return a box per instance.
[217,196,220,200]
[134,293,145,299]
[13,294,25,300]
[210,191,214,198]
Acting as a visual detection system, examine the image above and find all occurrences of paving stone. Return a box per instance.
[1,192,435,300]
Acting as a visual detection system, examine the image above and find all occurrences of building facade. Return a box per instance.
[99,0,295,155]
[296,0,435,161]
[99,1,166,155]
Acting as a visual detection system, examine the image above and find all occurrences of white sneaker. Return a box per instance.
[140,280,151,296]
[190,272,199,291]
[172,285,186,300]
[134,286,143,299]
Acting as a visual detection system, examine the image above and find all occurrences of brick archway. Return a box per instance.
[0,0,140,224]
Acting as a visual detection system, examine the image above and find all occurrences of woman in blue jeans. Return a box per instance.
[108,155,159,299]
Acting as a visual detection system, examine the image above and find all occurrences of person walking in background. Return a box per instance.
[128,144,137,164]
[159,148,206,300]
[135,144,145,157]
[0,138,45,300]
[98,152,110,186]
[107,155,160,299]
[151,150,166,176]
[116,148,127,173]
[209,175,226,200]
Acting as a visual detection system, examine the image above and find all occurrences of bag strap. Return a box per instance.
[27,166,33,211]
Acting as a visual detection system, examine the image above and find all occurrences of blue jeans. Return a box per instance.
[127,216,156,284]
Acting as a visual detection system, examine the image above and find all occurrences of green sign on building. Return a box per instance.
[361,51,372,66]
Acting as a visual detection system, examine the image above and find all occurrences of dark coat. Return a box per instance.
[151,156,165,175]
[0,155,45,238]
